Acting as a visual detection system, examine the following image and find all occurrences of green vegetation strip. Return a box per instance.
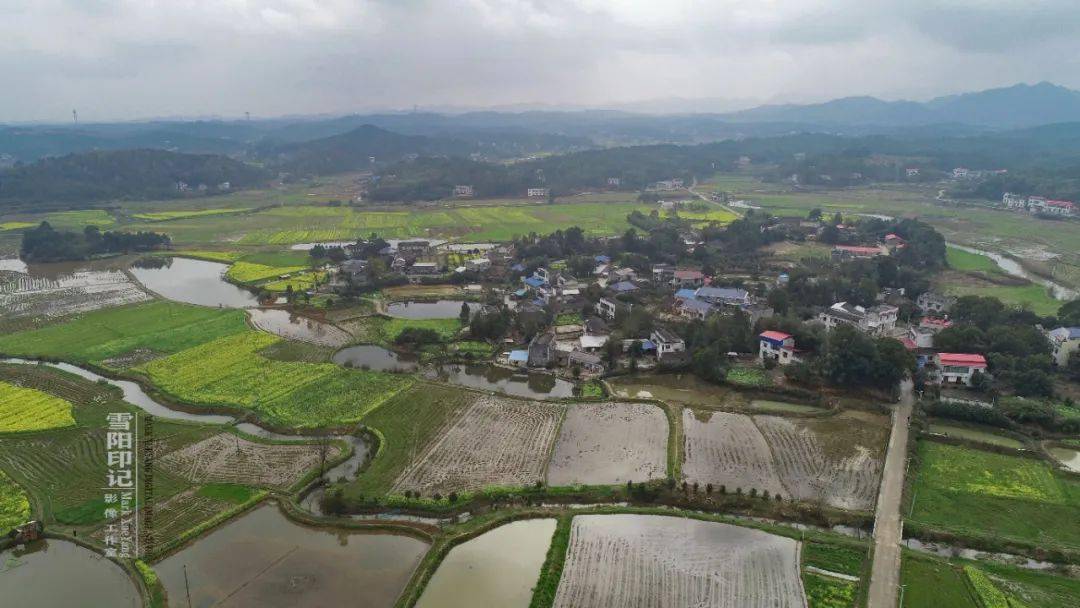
[0,469,31,533]
[528,514,572,608]
[802,572,856,608]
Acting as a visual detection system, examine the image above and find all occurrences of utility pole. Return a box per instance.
[183,564,192,608]
[72,109,78,124]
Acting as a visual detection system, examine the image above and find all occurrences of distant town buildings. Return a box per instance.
[1002,192,1075,217]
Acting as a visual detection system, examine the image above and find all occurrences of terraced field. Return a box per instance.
[682,410,887,510]
[553,514,806,608]
[546,402,668,486]
[392,396,563,495]
[160,433,339,490]
[0,380,75,433]
[0,270,150,322]
[138,331,414,428]
[225,261,308,283]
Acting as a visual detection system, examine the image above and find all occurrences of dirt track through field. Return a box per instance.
[553,514,806,608]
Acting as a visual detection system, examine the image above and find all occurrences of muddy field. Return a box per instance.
[682,410,886,510]
[546,402,668,486]
[553,514,806,608]
[0,270,150,320]
[392,395,563,495]
[159,433,340,490]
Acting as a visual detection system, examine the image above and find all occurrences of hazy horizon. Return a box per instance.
[4,1,1080,122]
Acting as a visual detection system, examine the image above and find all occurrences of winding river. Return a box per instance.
[949,243,1077,300]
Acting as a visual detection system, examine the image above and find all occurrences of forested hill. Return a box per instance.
[0,149,268,208]
[256,124,476,176]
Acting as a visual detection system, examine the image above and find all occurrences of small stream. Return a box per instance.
[949,243,1077,300]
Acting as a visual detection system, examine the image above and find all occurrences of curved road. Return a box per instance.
[867,380,914,608]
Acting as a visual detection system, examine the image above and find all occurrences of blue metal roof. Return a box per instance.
[674,288,697,300]
[641,339,656,350]
[524,276,545,288]
[696,286,748,300]
[595,254,611,263]
[508,350,529,362]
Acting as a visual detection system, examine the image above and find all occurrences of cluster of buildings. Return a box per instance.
[510,316,686,376]
[1002,193,1075,217]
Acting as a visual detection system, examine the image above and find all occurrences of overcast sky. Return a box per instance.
[3,0,1080,122]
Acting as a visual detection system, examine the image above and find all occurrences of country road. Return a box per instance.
[866,380,914,608]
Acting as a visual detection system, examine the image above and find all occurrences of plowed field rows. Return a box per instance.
[392,396,562,495]
[546,402,668,486]
[682,410,886,510]
[553,514,806,608]
[159,433,339,490]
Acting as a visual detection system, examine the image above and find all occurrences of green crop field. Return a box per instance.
[946,246,1003,274]
[262,270,327,292]
[346,383,473,497]
[171,250,244,263]
[0,221,35,231]
[348,316,462,345]
[0,469,30,533]
[803,542,864,577]
[225,261,308,283]
[0,381,75,433]
[936,273,1061,315]
[900,553,978,608]
[139,331,414,428]
[0,301,249,364]
[909,441,1080,551]
[802,573,856,608]
[130,208,249,221]
[116,201,651,246]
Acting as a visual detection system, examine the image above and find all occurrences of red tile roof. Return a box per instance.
[760,330,793,341]
[937,353,987,367]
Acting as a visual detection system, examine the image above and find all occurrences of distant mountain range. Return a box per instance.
[720,82,1080,128]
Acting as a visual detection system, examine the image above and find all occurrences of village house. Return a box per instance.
[527,187,549,197]
[1048,327,1080,367]
[584,316,610,336]
[675,295,715,320]
[507,349,529,368]
[595,297,621,320]
[651,264,675,284]
[336,259,369,286]
[579,333,609,353]
[758,331,798,366]
[465,257,492,272]
[670,269,705,290]
[650,327,685,357]
[453,184,474,197]
[607,177,621,187]
[933,353,988,386]
[407,261,440,276]
[917,291,955,315]
[1003,192,1076,217]
[818,302,899,336]
[694,286,751,308]
[527,331,556,367]
[568,350,605,374]
[831,245,885,262]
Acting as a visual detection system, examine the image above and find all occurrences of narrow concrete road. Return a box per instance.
[867,380,914,608]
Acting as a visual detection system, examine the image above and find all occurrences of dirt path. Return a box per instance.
[688,179,743,218]
[866,381,913,608]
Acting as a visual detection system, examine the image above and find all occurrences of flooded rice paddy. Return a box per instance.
[1049,446,1080,473]
[0,540,140,608]
[332,344,419,372]
[385,299,479,319]
[156,504,427,608]
[248,309,351,347]
[416,518,556,608]
[426,364,575,399]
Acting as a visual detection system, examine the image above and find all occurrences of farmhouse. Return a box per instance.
[1047,326,1080,367]
[675,295,715,320]
[568,351,605,374]
[670,269,705,289]
[407,262,440,276]
[595,297,620,320]
[452,184,474,197]
[528,331,556,368]
[650,327,685,357]
[759,331,798,366]
[831,245,885,262]
[527,187,549,197]
[651,263,675,284]
[694,286,750,307]
[933,353,988,386]
[818,302,899,336]
[465,257,492,272]
[917,291,955,314]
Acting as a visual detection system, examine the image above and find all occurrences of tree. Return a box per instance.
[459,302,472,326]
[821,325,878,387]
[1058,299,1080,326]
[873,338,915,387]
[310,244,327,260]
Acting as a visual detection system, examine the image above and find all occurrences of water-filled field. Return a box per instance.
[546,402,668,486]
[552,514,806,608]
